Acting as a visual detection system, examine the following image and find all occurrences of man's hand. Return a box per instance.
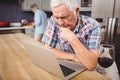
[72,54,79,62]
[59,27,76,41]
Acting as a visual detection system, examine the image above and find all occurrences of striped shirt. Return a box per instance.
[42,15,101,53]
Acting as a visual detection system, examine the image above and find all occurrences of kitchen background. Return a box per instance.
[0,0,120,75]
[0,0,91,22]
[0,0,51,22]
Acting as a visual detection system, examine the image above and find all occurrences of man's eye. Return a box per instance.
[56,17,59,19]
[55,16,68,20]
[61,17,65,19]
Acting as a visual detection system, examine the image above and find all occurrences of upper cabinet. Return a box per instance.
[22,0,42,11]
[79,0,92,11]
[41,0,51,11]
[21,0,91,11]
[21,0,51,11]
[42,0,92,11]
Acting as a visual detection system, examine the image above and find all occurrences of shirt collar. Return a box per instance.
[73,16,82,34]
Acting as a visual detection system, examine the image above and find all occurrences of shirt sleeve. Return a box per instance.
[42,16,58,47]
[88,24,101,50]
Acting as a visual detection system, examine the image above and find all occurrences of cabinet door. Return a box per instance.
[25,28,35,38]
[41,0,51,11]
[80,0,92,11]
[22,0,42,11]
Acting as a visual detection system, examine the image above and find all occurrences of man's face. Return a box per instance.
[52,4,78,30]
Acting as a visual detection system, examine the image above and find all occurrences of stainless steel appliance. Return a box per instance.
[91,0,120,44]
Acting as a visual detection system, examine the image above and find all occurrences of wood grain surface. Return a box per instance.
[0,33,110,80]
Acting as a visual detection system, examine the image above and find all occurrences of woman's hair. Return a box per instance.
[31,3,39,9]
[50,0,80,12]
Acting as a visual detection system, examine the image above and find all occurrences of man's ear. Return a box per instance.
[76,8,80,16]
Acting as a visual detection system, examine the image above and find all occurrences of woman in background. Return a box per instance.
[31,3,47,41]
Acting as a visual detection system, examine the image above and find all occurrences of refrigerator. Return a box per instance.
[91,0,120,74]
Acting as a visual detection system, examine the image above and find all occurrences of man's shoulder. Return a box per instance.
[49,16,57,23]
[80,15,101,30]
[50,15,56,19]
[81,15,99,25]
[81,15,94,21]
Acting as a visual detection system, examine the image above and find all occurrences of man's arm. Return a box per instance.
[69,36,100,70]
[45,44,79,62]
[59,27,100,70]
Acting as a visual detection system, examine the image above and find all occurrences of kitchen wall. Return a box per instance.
[0,0,52,22]
[0,0,31,22]
[0,0,91,23]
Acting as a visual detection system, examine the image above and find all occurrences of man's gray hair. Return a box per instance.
[50,0,80,12]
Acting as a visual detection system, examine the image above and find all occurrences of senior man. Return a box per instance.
[42,0,101,70]
[42,0,120,80]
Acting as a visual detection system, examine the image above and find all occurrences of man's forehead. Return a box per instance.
[53,11,69,17]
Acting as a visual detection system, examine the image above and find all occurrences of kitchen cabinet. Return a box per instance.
[22,0,92,11]
[25,28,35,38]
[21,0,51,11]
[41,0,51,11]
[79,0,92,11]
[22,0,42,11]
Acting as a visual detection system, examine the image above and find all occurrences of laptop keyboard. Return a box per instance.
[59,64,75,76]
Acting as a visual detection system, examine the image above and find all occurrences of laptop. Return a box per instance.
[21,40,86,80]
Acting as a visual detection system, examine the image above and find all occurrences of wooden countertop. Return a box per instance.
[0,33,110,80]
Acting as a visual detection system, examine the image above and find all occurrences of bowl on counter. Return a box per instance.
[10,22,21,27]
[0,21,10,27]
[25,23,34,27]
